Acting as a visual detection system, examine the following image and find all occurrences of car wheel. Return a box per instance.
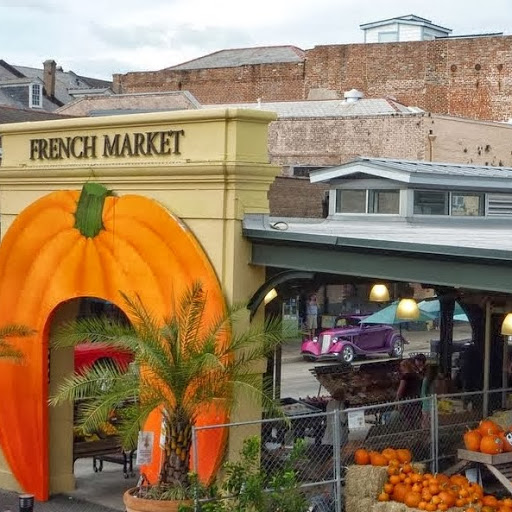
[340,346,354,363]
[390,338,404,358]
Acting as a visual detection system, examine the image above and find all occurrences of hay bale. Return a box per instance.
[345,465,388,499]
[345,496,375,512]
[371,502,407,512]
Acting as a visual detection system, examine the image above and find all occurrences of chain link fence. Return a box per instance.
[192,388,512,511]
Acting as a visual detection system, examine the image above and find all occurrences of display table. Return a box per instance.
[457,449,512,494]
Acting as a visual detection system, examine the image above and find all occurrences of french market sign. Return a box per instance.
[29,129,185,160]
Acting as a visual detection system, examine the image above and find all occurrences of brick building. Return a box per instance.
[113,35,512,123]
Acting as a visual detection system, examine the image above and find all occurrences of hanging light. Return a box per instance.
[369,284,390,302]
[396,298,420,321]
[501,313,512,336]
[263,288,278,305]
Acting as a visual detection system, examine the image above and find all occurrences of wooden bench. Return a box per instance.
[73,436,136,478]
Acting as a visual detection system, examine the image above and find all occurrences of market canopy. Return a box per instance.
[361,301,436,325]
[418,299,469,322]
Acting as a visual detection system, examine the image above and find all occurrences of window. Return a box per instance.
[30,83,42,108]
[414,191,449,215]
[368,190,400,214]
[378,31,398,42]
[451,193,484,216]
[335,190,366,213]
[414,190,485,216]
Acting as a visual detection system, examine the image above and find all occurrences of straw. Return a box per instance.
[345,465,388,499]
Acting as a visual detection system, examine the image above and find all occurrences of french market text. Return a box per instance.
[29,129,185,160]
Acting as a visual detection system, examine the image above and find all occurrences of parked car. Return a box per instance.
[74,342,133,373]
[300,314,406,363]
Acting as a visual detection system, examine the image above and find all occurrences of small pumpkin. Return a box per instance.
[396,448,412,463]
[354,448,370,465]
[404,491,422,508]
[382,447,398,461]
[482,495,500,507]
[370,452,388,466]
[392,483,411,503]
[377,491,390,502]
[479,419,502,436]
[464,428,482,451]
[480,434,504,454]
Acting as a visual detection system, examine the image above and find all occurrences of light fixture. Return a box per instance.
[263,288,278,305]
[396,298,420,321]
[501,313,512,337]
[369,284,390,302]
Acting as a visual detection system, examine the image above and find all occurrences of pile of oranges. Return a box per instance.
[353,447,509,512]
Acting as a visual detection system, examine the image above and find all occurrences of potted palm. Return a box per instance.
[50,282,289,511]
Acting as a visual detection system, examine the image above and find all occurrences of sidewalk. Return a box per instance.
[0,491,117,512]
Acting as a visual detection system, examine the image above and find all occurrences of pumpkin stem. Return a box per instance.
[74,183,113,238]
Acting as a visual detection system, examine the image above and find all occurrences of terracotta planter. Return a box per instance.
[123,488,193,512]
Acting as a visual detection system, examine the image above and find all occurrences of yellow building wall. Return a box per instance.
[0,108,278,494]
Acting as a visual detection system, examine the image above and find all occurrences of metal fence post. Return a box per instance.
[431,394,438,474]
[332,408,342,512]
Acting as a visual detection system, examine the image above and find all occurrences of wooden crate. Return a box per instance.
[458,448,512,465]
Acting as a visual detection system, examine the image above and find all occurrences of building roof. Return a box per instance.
[56,90,201,116]
[0,105,74,124]
[243,213,512,263]
[13,64,111,105]
[359,14,451,34]
[202,98,420,119]
[168,45,305,71]
[310,157,512,191]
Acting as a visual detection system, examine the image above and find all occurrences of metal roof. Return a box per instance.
[202,99,419,119]
[168,45,305,71]
[360,14,451,33]
[243,214,512,258]
[242,214,512,293]
[310,157,512,190]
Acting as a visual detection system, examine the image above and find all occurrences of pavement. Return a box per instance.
[0,325,472,511]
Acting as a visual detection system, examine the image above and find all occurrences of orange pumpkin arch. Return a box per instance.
[0,184,227,500]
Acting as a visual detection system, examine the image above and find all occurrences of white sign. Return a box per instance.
[136,431,154,466]
[347,410,365,430]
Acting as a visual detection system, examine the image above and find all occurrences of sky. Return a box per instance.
[1,0,512,81]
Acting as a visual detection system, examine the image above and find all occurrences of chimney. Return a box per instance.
[43,59,57,98]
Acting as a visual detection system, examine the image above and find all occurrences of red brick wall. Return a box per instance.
[304,37,512,122]
[268,177,328,218]
[113,62,305,103]
[268,114,427,168]
[114,36,512,121]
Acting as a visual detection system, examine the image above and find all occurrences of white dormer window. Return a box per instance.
[30,83,42,108]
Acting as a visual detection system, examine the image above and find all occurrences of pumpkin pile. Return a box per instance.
[463,419,512,455]
[353,447,510,512]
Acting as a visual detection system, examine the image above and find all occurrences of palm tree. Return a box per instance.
[50,282,289,492]
[0,324,35,360]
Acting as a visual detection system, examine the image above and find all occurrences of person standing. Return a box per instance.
[306,294,319,339]
[396,359,422,429]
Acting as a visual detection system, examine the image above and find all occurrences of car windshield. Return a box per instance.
[335,316,361,328]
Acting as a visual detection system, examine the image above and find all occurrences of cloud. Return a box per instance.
[0,0,511,79]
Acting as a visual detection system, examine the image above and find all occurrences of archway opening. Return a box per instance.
[48,296,133,500]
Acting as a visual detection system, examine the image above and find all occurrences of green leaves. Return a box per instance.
[50,281,288,487]
[0,324,35,362]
